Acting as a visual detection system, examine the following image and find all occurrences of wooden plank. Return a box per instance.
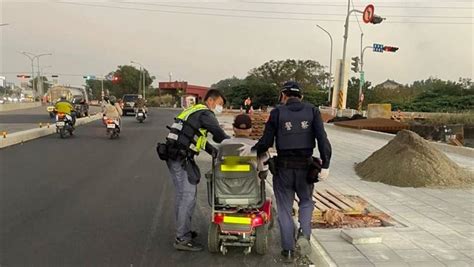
[311,195,328,212]
[326,189,360,210]
[316,190,353,212]
[314,193,340,211]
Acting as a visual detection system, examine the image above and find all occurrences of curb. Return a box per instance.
[0,113,102,149]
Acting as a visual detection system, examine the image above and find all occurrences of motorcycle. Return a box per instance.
[56,112,74,138]
[135,108,147,123]
[106,118,120,139]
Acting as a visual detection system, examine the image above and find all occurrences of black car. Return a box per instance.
[72,96,89,118]
[122,94,141,115]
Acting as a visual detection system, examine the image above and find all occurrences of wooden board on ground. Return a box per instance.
[316,190,354,212]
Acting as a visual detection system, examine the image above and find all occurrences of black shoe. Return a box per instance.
[281,250,295,264]
[173,239,203,252]
[296,228,312,256]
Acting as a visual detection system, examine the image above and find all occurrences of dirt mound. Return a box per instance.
[355,130,474,188]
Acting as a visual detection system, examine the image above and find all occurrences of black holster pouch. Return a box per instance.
[156,142,188,161]
[307,157,322,184]
[156,142,169,161]
[266,157,277,176]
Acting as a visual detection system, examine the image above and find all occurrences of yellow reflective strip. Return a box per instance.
[220,164,250,172]
[223,216,251,224]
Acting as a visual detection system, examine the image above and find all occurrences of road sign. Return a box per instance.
[363,4,375,23]
[360,71,365,85]
[373,43,384,52]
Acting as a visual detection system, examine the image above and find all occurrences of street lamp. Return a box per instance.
[20,51,52,99]
[0,23,9,27]
[130,60,146,100]
[334,1,384,110]
[316,25,333,104]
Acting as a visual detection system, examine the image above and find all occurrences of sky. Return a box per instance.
[0,0,473,89]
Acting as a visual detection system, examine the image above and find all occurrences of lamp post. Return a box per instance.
[316,25,333,103]
[334,1,384,110]
[20,52,52,99]
[130,60,146,100]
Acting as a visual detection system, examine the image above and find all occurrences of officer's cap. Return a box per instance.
[281,81,302,95]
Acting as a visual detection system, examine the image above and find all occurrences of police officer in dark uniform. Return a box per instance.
[253,81,332,263]
[158,89,230,252]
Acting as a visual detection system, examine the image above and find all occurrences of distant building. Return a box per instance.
[376,79,403,90]
[158,81,209,108]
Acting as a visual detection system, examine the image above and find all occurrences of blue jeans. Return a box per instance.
[166,159,197,241]
[273,167,314,251]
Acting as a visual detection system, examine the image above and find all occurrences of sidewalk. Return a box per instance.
[217,113,474,267]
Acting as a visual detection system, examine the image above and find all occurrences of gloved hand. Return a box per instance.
[319,169,330,181]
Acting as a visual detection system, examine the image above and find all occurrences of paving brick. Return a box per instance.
[355,244,404,262]
[428,249,472,262]
[407,261,445,267]
[340,229,383,245]
[372,262,409,267]
[383,239,419,250]
[328,250,368,263]
[394,249,438,262]
[319,241,358,252]
[440,260,474,267]
[335,260,375,267]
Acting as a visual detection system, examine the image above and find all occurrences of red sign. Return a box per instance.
[363,4,375,23]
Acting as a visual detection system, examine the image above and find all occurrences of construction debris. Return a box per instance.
[355,130,474,188]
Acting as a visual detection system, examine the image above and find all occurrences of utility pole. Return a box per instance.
[333,2,384,110]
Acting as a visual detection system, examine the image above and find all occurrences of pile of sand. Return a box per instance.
[355,130,474,188]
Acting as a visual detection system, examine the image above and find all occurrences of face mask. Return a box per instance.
[214,104,223,114]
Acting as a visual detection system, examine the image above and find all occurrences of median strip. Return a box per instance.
[0,113,102,149]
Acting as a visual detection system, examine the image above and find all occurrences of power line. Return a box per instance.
[58,2,474,25]
[351,0,363,33]
[120,2,474,19]
[241,1,474,10]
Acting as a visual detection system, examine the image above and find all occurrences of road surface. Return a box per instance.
[0,108,308,266]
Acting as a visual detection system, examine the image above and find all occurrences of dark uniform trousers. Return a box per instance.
[273,167,314,251]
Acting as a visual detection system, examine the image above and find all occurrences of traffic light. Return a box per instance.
[383,46,399,52]
[16,74,31,78]
[371,15,384,24]
[351,56,360,73]
[111,75,121,84]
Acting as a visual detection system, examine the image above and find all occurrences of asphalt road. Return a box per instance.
[0,108,307,267]
[0,105,101,133]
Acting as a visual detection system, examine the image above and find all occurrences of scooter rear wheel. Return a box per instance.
[255,225,268,255]
[208,223,220,253]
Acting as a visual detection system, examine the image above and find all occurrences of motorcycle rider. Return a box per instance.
[134,95,148,114]
[103,96,123,125]
[54,94,76,126]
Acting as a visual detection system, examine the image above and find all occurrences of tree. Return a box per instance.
[248,59,328,90]
[85,65,155,99]
[346,77,371,109]
[211,76,245,97]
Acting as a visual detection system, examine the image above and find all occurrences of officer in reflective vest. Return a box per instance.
[253,81,332,263]
[165,89,229,252]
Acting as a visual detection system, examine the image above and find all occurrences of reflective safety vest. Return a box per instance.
[167,104,209,153]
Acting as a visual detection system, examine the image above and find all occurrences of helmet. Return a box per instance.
[60,94,67,100]
[138,95,143,99]
[109,96,117,104]
[103,96,110,102]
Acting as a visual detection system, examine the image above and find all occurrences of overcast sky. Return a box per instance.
[1,0,473,88]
